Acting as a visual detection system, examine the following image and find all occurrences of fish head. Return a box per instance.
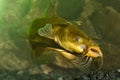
[58,25,103,72]
[62,25,103,58]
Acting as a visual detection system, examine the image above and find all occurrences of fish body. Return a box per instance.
[29,16,103,72]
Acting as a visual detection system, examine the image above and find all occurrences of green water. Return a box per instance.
[0,0,120,72]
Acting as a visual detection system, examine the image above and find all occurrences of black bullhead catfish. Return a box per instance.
[29,16,103,72]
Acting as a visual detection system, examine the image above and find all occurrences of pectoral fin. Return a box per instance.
[37,23,54,39]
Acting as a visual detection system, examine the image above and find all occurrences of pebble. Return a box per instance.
[81,75,90,80]
[117,78,120,80]
[117,69,120,73]
[17,70,24,75]
[58,77,63,80]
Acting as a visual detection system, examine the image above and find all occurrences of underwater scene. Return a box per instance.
[0,0,120,80]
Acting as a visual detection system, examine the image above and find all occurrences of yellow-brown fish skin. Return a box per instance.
[29,16,103,72]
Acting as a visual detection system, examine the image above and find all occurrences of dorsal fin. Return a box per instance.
[49,0,58,17]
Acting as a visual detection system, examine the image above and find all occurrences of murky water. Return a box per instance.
[0,0,120,75]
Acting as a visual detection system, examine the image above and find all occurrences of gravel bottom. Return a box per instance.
[0,69,120,80]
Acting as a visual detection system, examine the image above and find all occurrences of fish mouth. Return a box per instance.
[52,46,103,72]
[84,46,103,58]
[70,46,103,72]
[81,46,103,72]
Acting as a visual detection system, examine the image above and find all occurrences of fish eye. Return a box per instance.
[75,37,81,42]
